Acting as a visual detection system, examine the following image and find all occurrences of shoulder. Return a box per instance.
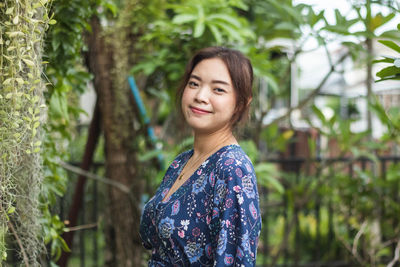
[170,148,193,165]
[215,145,256,179]
[166,148,193,173]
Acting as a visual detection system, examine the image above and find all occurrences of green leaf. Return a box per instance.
[16,77,24,85]
[255,163,284,194]
[58,236,70,252]
[308,8,324,27]
[369,100,390,126]
[172,14,197,24]
[34,141,42,146]
[7,206,15,214]
[263,74,279,94]
[375,75,400,82]
[104,2,118,17]
[13,15,19,25]
[275,22,297,31]
[228,0,248,10]
[22,58,35,67]
[6,31,24,37]
[378,40,400,53]
[33,121,40,129]
[379,30,400,40]
[282,5,303,24]
[49,92,69,121]
[370,13,395,31]
[372,57,394,64]
[323,25,352,35]
[239,140,259,162]
[208,24,222,44]
[6,7,14,15]
[376,66,400,79]
[312,105,326,124]
[194,19,205,37]
[212,20,242,41]
[208,14,241,28]
[3,78,13,86]
[138,149,163,162]
[334,9,345,24]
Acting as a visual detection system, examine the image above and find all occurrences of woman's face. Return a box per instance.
[181,58,237,134]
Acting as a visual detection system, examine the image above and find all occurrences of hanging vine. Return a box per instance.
[0,0,53,265]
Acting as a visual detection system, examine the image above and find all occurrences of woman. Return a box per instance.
[139,47,262,266]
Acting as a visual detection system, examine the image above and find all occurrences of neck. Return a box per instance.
[192,126,238,159]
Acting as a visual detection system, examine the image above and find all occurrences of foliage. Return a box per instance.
[374,24,400,82]
[303,103,400,265]
[0,0,52,265]
[131,0,255,110]
[41,0,97,262]
[369,97,400,145]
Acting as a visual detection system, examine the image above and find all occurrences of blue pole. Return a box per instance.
[128,76,164,170]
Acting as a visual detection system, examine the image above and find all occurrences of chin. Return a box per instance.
[190,123,231,135]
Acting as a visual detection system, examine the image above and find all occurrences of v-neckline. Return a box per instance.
[160,144,239,204]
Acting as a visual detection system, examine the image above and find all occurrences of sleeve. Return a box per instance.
[210,157,262,266]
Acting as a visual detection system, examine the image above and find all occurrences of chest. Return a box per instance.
[143,164,219,233]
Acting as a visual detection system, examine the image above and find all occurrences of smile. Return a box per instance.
[190,106,212,115]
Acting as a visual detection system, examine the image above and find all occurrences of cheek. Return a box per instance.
[221,96,237,113]
[181,90,188,104]
[181,88,191,111]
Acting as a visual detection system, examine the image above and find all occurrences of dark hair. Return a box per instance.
[176,46,253,129]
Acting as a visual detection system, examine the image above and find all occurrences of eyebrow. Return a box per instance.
[190,74,230,86]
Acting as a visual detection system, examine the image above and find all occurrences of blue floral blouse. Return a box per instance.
[139,144,262,266]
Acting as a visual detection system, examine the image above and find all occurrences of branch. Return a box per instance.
[7,220,29,267]
[65,222,98,232]
[352,221,367,258]
[335,228,367,266]
[334,223,367,266]
[387,239,400,267]
[264,51,350,128]
[59,161,130,193]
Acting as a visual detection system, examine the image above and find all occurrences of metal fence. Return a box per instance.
[58,155,400,267]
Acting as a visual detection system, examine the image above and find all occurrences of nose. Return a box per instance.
[194,86,210,103]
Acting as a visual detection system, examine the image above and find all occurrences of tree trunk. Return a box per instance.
[86,15,144,267]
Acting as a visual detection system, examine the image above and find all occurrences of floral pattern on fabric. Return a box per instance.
[139,144,262,266]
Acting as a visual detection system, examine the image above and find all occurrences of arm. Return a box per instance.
[211,158,262,266]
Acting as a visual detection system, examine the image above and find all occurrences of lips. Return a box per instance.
[190,106,212,114]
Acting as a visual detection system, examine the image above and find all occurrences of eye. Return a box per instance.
[188,81,199,88]
[214,88,226,93]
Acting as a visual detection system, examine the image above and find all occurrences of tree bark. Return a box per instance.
[86,15,144,267]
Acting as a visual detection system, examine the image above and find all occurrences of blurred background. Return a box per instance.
[1,0,400,266]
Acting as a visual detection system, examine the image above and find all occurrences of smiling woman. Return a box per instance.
[177,46,253,130]
[139,47,261,266]
[181,58,237,134]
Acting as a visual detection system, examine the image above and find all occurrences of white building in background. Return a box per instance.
[281,0,400,139]
[292,39,400,139]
